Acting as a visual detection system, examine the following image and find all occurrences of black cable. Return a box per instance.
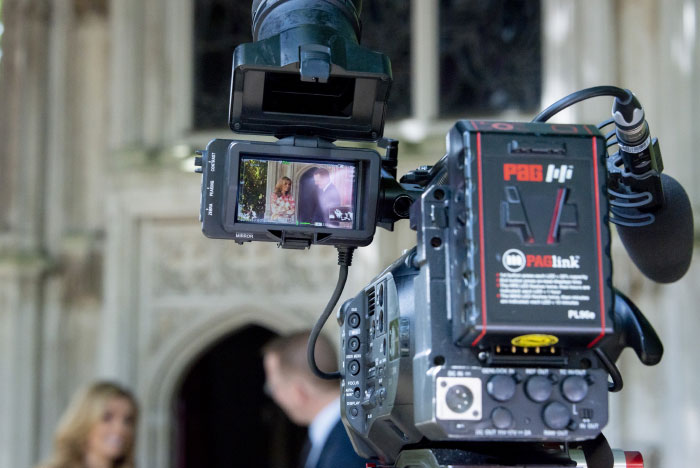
[307,246,356,380]
[532,86,631,123]
[594,348,624,392]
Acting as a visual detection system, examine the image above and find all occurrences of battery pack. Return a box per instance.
[449,121,614,350]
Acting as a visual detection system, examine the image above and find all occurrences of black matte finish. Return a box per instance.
[616,174,694,283]
[230,0,392,140]
[252,0,362,42]
[448,121,614,349]
[198,137,382,248]
[339,123,614,464]
[602,290,664,365]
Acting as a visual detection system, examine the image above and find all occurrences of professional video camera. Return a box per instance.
[194,1,695,467]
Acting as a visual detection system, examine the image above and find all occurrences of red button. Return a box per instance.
[625,451,644,467]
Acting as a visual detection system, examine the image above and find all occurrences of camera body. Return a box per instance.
[338,121,614,462]
[195,1,677,466]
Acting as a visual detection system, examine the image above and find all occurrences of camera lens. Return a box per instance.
[445,384,474,413]
[252,0,362,42]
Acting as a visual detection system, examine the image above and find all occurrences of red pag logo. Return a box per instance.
[503,163,543,182]
[503,163,574,183]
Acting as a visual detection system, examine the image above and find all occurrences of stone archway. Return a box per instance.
[138,309,308,468]
[173,324,306,468]
[295,166,319,225]
[100,184,355,468]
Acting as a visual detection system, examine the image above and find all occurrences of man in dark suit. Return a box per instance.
[263,331,369,468]
[313,168,341,226]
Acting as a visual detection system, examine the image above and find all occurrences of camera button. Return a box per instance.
[525,376,553,402]
[349,336,361,352]
[543,402,570,430]
[349,360,361,376]
[561,376,589,403]
[348,313,361,328]
[377,387,387,405]
[486,375,517,402]
[491,407,514,429]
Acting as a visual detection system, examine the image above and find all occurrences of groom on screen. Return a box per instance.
[313,168,341,226]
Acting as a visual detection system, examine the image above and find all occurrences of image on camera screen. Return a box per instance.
[236,156,357,230]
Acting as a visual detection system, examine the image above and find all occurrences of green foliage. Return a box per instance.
[239,160,268,218]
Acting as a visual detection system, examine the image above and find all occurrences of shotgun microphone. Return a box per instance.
[608,91,694,283]
[614,173,693,283]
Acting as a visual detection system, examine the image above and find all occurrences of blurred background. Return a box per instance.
[0,0,698,467]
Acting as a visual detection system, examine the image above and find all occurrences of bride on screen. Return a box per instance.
[270,176,296,223]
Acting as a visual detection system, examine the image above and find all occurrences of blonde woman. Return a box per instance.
[269,176,296,222]
[37,381,138,468]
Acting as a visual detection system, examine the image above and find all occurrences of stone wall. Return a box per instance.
[0,1,698,467]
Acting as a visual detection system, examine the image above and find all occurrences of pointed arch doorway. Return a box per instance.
[296,168,320,225]
[173,325,307,468]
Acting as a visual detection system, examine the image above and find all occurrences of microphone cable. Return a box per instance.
[532,86,631,123]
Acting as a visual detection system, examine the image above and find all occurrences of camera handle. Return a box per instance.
[591,290,663,393]
[600,290,664,367]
